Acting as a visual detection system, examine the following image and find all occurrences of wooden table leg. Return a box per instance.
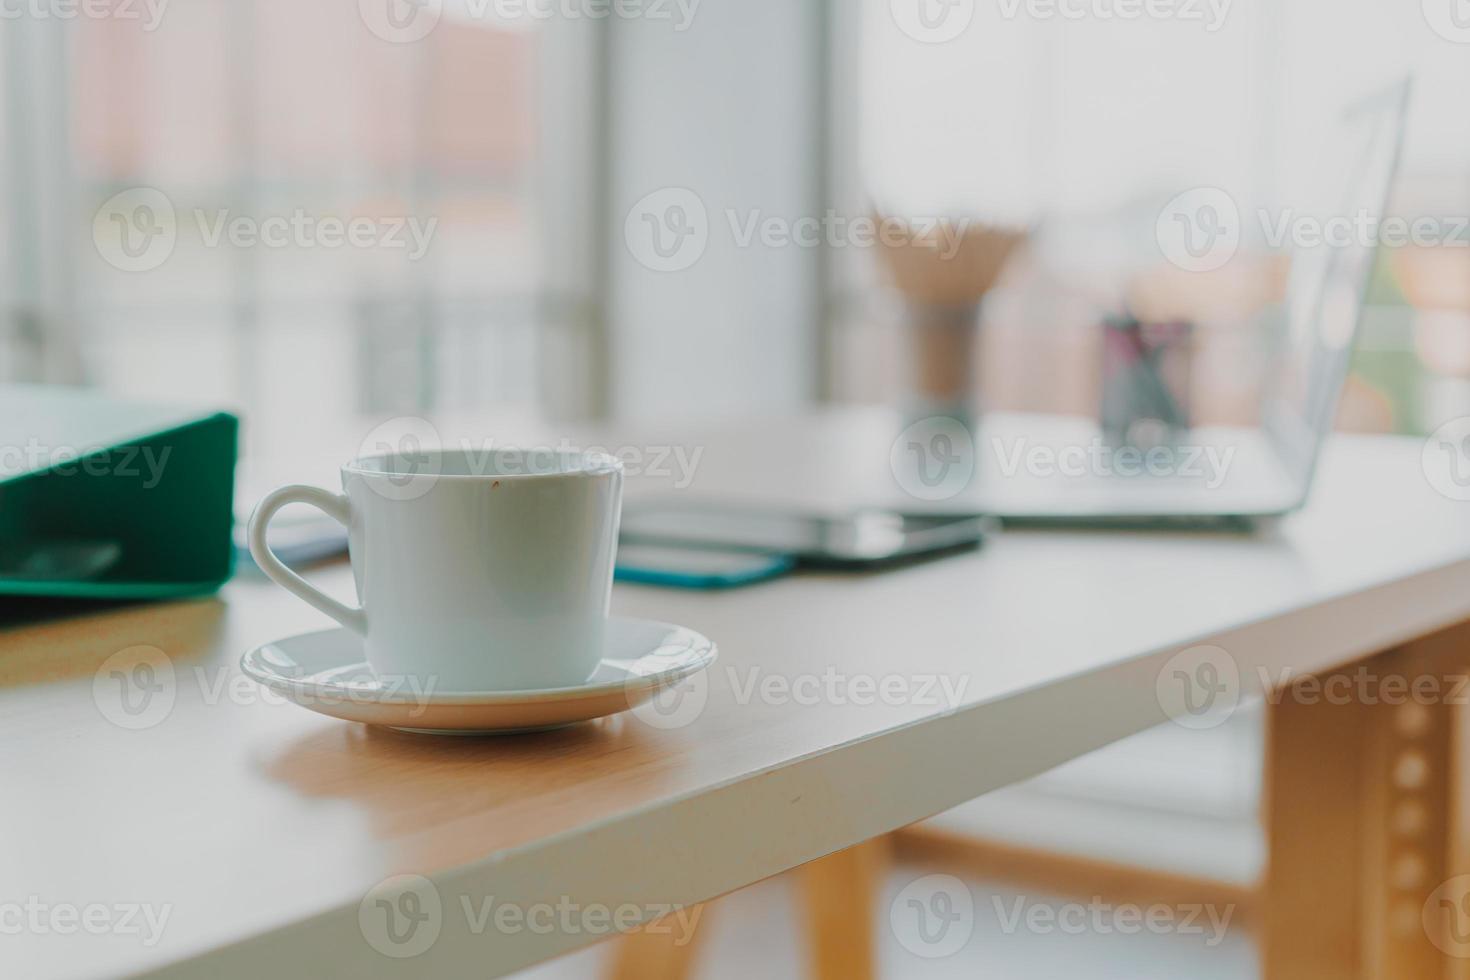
[799,837,889,980]
[1264,623,1470,979]
[606,904,708,980]
[607,836,889,980]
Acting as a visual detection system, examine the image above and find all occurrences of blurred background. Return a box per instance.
[3,0,1468,975]
[6,0,1469,445]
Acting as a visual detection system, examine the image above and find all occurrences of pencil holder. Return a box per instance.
[1099,314,1195,449]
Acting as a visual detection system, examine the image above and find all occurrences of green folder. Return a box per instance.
[0,385,238,599]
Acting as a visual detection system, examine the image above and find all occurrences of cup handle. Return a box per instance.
[248,485,367,635]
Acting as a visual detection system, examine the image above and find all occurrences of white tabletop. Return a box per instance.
[4,409,1470,979]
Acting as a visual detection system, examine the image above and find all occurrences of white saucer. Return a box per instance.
[240,616,717,734]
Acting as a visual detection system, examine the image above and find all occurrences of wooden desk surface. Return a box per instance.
[5,410,1470,979]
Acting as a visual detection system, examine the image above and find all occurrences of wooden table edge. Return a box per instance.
[125,556,1470,980]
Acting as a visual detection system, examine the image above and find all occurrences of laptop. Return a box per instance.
[970,78,1412,526]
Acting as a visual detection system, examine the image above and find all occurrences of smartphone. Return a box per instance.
[619,503,994,567]
[616,544,795,589]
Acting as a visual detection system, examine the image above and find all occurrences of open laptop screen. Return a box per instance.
[1264,79,1411,489]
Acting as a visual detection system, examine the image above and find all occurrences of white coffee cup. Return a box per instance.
[248,447,623,692]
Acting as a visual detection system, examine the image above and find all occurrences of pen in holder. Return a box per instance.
[876,214,1026,424]
[1100,313,1194,450]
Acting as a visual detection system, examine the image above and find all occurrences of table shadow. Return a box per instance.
[0,595,225,688]
[258,713,670,866]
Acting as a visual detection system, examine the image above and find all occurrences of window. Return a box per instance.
[2,1,599,456]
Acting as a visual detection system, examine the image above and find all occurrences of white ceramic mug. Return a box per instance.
[248,447,623,692]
